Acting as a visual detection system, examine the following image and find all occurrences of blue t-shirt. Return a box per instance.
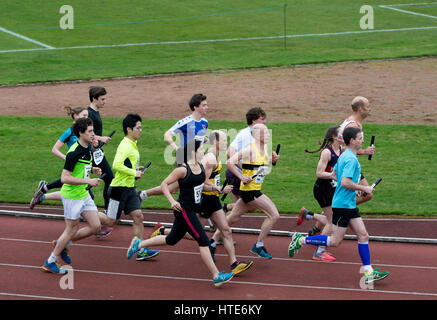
[58,127,78,149]
[169,115,208,147]
[332,148,361,209]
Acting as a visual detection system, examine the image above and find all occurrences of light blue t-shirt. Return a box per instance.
[59,127,78,149]
[332,148,361,209]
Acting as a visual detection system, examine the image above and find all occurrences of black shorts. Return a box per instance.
[332,207,361,228]
[313,180,336,208]
[165,208,210,247]
[240,190,263,204]
[199,194,222,219]
[107,187,141,220]
[226,169,241,196]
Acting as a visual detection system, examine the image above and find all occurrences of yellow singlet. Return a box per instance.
[240,142,269,191]
[202,161,222,197]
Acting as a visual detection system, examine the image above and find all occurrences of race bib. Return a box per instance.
[193,183,204,204]
[254,166,269,184]
[84,165,92,179]
[93,148,104,165]
[214,174,220,186]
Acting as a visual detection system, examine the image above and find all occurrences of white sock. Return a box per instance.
[48,252,58,264]
[362,265,373,274]
[256,241,264,248]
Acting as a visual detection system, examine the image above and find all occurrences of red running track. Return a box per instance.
[1,213,437,301]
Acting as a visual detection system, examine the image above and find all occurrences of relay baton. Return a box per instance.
[97,130,116,148]
[272,144,281,166]
[363,177,382,197]
[86,173,107,199]
[368,136,375,161]
[220,179,229,201]
[136,161,152,180]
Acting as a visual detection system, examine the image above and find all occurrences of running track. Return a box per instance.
[1,204,437,301]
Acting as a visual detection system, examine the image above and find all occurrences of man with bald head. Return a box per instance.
[214,123,280,259]
[339,96,375,205]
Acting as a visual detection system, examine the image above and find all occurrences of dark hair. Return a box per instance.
[305,125,340,153]
[351,99,365,112]
[188,93,207,111]
[73,117,93,137]
[64,106,87,120]
[89,86,107,102]
[176,139,203,166]
[246,107,266,125]
[208,130,220,145]
[343,126,362,146]
[122,113,142,135]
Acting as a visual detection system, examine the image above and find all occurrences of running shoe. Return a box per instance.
[312,252,336,262]
[288,232,304,257]
[149,223,164,238]
[296,207,310,226]
[95,226,114,238]
[250,244,272,259]
[42,260,68,274]
[231,260,254,275]
[136,190,147,202]
[364,268,389,284]
[51,240,71,264]
[30,180,47,209]
[136,247,160,261]
[127,237,141,259]
[213,271,234,287]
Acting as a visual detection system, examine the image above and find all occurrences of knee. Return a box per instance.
[270,212,280,223]
[357,232,369,243]
[221,227,232,239]
[131,211,144,223]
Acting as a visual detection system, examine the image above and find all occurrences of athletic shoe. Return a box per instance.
[127,237,141,259]
[296,207,310,226]
[364,268,389,284]
[42,260,68,274]
[95,226,114,238]
[51,240,71,264]
[136,247,160,261]
[136,190,147,202]
[312,252,336,262]
[149,223,164,238]
[213,271,234,287]
[288,232,304,257]
[231,260,254,275]
[30,180,47,209]
[250,244,272,259]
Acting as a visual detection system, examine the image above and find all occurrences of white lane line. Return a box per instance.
[380,5,437,19]
[0,26,55,49]
[1,236,437,270]
[1,26,436,54]
[1,262,437,298]
[0,292,76,300]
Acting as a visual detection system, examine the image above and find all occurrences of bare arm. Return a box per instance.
[316,149,334,179]
[164,130,178,151]
[161,166,186,211]
[61,169,101,187]
[341,177,373,194]
[226,146,253,185]
[52,140,67,161]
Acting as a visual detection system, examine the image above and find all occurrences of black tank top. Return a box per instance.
[177,162,206,211]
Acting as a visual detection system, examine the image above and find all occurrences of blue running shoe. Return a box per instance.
[136,247,160,261]
[213,271,234,287]
[127,237,141,259]
[250,244,272,259]
[42,260,68,274]
[52,240,71,264]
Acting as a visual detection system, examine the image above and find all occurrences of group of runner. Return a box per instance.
[33,87,388,287]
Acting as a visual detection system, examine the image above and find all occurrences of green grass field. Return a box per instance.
[0,0,436,84]
[0,116,436,215]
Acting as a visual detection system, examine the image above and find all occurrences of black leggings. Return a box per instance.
[165,208,210,247]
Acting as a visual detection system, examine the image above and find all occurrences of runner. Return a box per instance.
[126,138,234,287]
[339,96,375,205]
[297,125,342,262]
[98,113,159,261]
[288,126,389,285]
[30,106,89,209]
[214,123,280,259]
[42,117,104,274]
